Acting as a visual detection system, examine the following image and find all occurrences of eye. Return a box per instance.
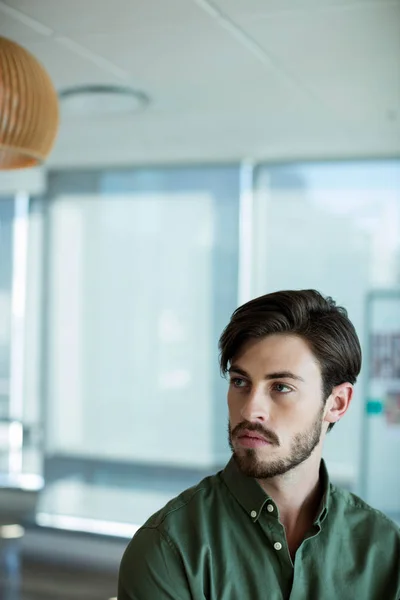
[272,383,292,394]
[230,377,248,389]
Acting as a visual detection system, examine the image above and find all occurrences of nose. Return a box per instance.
[240,387,269,423]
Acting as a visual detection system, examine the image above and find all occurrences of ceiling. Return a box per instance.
[1,0,399,167]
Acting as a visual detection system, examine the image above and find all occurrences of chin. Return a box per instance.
[232,449,304,480]
[233,449,273,478]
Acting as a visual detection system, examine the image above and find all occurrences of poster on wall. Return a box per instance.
[370,333,400,379]
[384,390,400,425]
[370,331,400,425]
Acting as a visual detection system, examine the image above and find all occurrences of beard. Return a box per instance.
[228,405,324,479]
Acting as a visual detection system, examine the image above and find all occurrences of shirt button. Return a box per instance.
[274,542,282,551]
[267,504,274,513]
[250,510,257,518]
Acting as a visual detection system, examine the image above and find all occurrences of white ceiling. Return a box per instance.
[1,0,399,167]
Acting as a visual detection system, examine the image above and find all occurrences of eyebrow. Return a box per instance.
[228,365,305,383]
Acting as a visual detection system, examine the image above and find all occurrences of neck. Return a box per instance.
[257,451,323,533]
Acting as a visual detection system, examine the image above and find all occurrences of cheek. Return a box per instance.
[284,403,319,434]
[227,391,241,420]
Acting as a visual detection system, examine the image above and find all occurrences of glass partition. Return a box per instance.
[252,161,400,521]
[0,197,13,423]
[0,193,42,529]
[21,160,400,533]
[30,166,240,531]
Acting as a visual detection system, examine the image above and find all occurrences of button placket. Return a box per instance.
[265,519,293,567]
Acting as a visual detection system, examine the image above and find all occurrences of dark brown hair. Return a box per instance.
[219,290,362,431]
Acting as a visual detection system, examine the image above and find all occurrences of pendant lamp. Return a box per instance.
[0,36,59,170]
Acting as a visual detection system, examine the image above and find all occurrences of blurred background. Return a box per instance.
[0,0,399,598]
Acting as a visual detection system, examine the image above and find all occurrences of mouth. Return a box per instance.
[237,430,272,449]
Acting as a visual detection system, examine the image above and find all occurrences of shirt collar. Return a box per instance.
[222,456,331,525]
[314,459,331,526]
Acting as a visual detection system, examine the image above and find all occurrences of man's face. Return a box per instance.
[228,334,328,479]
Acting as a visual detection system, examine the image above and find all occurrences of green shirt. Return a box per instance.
[118,458,400,600]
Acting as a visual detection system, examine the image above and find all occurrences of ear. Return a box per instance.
[324,383,354,427]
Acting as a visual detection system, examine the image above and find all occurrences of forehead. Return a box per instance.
[232,334,321,379]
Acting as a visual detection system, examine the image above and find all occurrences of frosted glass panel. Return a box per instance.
[44,167,240,468]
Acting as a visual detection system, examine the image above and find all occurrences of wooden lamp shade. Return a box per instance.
[0,36,59,170]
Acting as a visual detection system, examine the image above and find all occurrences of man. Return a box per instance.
[118,290,400,599]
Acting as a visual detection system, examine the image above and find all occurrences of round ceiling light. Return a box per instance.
[59,85,150,117]
[0,36,59,170]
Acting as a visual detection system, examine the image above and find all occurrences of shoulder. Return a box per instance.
[119,471,224,597]
[142,470,223,531]
[331,485,400,539]
[125,469,224,552]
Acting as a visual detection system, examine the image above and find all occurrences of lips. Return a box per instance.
[238,430,269,442]
[236,430,272,449]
